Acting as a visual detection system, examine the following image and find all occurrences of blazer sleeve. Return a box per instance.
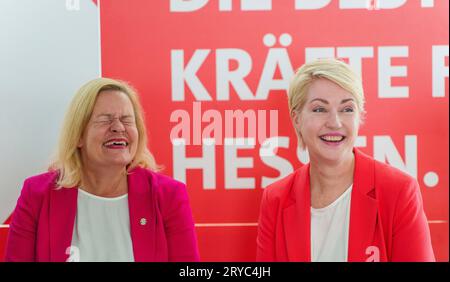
[161,182,200,262]
[256,188,276,261]
[390,178,435,262]
[5,179,38,262]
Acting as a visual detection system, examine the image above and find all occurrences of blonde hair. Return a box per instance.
[288,58,366,149]
[49,77,159,188]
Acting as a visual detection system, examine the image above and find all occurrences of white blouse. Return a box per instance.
[311,185,353,262]
[70,188,135,262]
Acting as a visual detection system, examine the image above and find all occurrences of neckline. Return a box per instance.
[311,185,353,213]
[78,187,128,201]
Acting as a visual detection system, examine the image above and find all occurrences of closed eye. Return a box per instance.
[95,119,113,124]
[121,117,135,125]
[93,117,135,125]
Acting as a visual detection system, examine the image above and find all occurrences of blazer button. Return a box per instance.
[140,218,147,226]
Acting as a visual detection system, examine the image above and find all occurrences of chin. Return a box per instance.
[320,149,352,163]
[106,157,133,167]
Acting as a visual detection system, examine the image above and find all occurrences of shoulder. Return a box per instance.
[357,153,421,210]
[15,171,59,216]
[375,159,415,183]
[131,167,193,218]
[372,158,418,196]
[21,170,59,196]
[355,149,418,198]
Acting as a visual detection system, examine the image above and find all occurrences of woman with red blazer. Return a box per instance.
[256,59,435,262]
[5,78,199,262]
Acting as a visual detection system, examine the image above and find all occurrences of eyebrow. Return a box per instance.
[309,98,355,104]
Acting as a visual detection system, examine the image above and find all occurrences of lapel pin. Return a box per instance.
[140,218,147,226]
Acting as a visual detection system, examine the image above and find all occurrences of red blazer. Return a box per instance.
[256,149,435,262]
[5,167,200,262]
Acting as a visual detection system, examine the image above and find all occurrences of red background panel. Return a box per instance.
[195,226,258,262]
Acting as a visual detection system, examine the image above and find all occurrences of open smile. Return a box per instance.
[103,138,129,149]
[319,134,346,146]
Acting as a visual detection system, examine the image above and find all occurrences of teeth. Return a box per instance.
[321,135,344,142]
[104,140,127,146]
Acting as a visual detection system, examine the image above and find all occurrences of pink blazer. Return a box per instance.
[256,149,435,262]
[5,167,200,262]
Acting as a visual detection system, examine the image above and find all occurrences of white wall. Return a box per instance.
[0,0,100,222]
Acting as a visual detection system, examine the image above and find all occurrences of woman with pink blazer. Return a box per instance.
[256,59,435,262]
[6,78,199,262]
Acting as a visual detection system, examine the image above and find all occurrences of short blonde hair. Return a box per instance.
[288,58,365,149]
[50,77,159,188]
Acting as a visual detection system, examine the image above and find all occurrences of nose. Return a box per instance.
[326,111,342,129]
[110,118,126,133]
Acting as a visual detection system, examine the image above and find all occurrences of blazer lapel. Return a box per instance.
[348,149,378,262]
[283,165,311,262]
[128,167,155,262]
[49,186,77,262]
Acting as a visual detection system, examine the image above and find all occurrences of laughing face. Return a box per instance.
[78,90,138,169]
[293,78,360,164]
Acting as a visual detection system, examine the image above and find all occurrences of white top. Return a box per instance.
[70,188,135,262]
[310,185,352,262]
